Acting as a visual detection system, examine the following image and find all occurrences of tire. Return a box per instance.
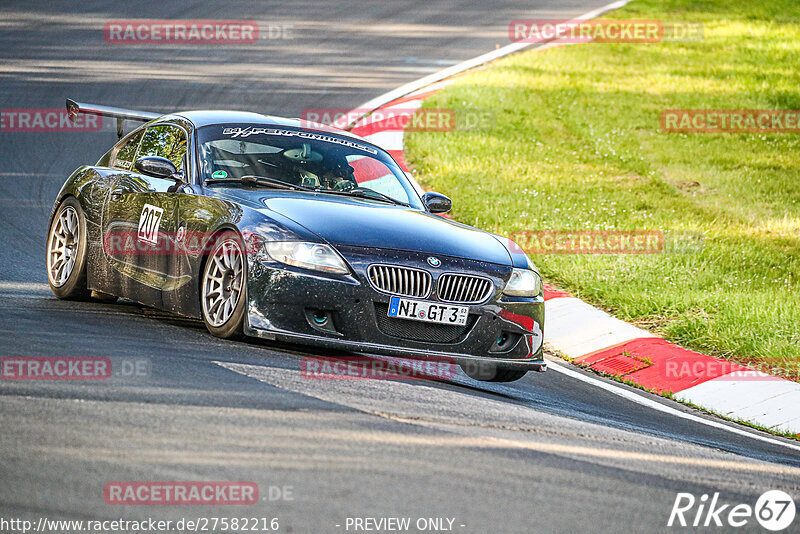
[459,361,528,383]
[46,197,91,300]
[200,231,247,339]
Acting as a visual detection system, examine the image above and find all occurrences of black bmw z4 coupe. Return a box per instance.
[46,100,545,382]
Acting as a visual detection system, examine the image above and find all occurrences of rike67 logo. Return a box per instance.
[668,491,796,531]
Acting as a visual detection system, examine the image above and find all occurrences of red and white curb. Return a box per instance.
[341,16,800,438]
[543,288,800,435]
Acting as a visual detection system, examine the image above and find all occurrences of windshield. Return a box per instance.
[197,124,421,208]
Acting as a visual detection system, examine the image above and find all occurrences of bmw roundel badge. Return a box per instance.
[427,256,441,267]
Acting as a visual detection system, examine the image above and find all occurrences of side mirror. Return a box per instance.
[135,156,178,179]
[421,191,452,214]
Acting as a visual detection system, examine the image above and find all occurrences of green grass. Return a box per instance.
[405,0,800,378]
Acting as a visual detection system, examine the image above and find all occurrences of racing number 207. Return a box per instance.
[137,204,164,245]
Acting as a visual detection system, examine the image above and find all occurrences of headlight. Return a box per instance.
[503,268,543,297]
[264,241,349,274]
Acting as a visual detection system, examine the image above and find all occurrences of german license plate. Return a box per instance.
[387,296,469,326]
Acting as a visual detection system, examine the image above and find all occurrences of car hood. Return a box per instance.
[247,192,512,265]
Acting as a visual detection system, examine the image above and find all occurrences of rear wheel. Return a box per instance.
[46,197,90,300]
[201,232,247,339]
[459,361,528,382]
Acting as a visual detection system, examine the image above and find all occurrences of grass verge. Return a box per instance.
[405,0,800,379]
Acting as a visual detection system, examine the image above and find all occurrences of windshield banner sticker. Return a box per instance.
[221,127,378,154]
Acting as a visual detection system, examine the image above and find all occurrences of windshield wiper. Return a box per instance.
[319,188,410,207]
[205,176,409,206]
[205,175,313,191]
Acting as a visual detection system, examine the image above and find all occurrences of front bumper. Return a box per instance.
[243,246,546,371]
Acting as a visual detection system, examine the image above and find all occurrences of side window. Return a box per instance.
[136,125,188,171]
[112,130,143,171]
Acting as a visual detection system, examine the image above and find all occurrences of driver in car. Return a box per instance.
[320,160,357,191]
[281,143,358,191]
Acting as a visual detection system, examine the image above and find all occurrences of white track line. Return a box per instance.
[547,360,800,453]
[345,0,634,128]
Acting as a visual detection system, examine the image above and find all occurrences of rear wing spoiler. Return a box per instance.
[66,99,161,139]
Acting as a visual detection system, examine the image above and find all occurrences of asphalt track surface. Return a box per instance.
[1,2,799,533]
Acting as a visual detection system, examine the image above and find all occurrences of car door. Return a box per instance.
[100,128,159,306]
[102,123,187,306]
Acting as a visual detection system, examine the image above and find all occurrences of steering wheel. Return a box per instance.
[333,178,357,191]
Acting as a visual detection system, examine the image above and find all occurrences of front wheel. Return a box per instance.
[46,197,90,300]
[459,361,528,382]
[200,231,247,339]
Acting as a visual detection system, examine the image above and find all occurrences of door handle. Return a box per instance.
[110,192,122,201]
